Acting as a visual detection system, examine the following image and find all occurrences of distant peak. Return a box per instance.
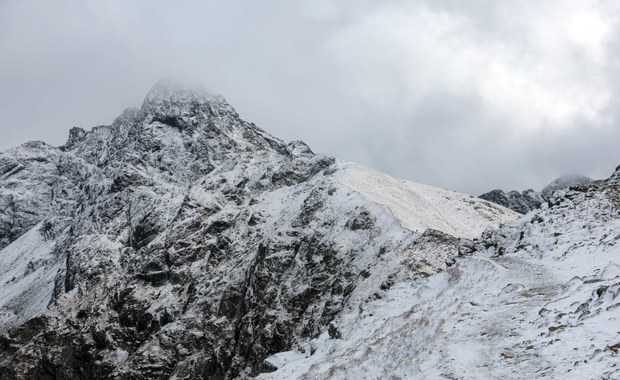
[541,174,592,197]
[547,174,592,185]
[141,80,237,126]
[146,78,212,100]
[144,79,232,108]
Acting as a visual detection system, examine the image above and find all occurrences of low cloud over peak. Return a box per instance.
[1,0,619,194]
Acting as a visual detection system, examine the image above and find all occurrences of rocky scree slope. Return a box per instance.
[479,174,593,214]
[0,82,516,379]
[261,166,620,379]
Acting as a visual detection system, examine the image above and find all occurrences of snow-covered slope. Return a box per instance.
[261,168,620,379]
[0,82,518,379]
[0,222,61,334]
[339,163,514,239]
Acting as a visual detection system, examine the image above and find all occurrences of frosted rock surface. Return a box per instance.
[0,82,517,379]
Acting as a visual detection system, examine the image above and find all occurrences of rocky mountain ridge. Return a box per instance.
[260,165,620,379]
[0,82,517,379]
[479,174,593,214]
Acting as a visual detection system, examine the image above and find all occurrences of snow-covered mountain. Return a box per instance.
[0,82,518,379]
[262,166,620,379]
[479,174,593,214]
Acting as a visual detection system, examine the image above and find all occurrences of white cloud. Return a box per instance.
[1,0,619,193]
[326,1,617,133]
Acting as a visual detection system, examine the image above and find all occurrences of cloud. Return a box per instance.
[320,0,620,192]
[328,1,615,130]
[1,0,619,194]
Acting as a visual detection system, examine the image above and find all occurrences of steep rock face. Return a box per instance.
[262,166,620,379]
[480,174,593,214]
[0,82,517,379]
[0,141,86,250]
[479,188,544,215]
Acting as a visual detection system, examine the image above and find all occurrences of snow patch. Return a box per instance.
[0,222,60,333]
[338,163,519,239]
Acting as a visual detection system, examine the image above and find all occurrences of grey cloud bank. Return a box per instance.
[1,0,619,195]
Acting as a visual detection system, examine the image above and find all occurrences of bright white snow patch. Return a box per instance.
[337,163,519,239]
[0,222,61,333]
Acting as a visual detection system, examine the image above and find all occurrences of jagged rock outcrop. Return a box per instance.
[480,174,593,214]
[478,188,544,214]
[0,81,517,379]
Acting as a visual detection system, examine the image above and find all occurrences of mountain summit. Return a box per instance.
[0,83,517,379]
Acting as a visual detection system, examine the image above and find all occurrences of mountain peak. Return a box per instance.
[141,79,236,125]
[145,79,212,102]
[541,174,592,198]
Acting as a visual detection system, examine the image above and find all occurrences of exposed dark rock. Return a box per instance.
[479,189,543,214]
[61,127,87,151]
[328,322,341,339]
[480,174,593,214]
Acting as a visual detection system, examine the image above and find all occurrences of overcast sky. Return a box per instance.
[1,0,620,194]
